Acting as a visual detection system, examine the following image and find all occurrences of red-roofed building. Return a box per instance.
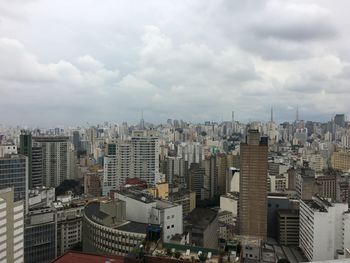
[52,251,125,263]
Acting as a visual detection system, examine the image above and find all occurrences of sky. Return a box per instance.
[0,0,349,126]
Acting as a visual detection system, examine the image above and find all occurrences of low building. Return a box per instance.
[168,189,196,217]
[184,208,218,249]
[82,199,148,256]
[115,189,183,242]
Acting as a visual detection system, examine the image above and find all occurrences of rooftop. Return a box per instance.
[52,251,124,263]
[185,208,217,229]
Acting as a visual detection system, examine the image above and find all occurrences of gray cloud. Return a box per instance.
[0,0,349,126]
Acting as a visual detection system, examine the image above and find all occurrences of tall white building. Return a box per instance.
[0,188,24,263]
[33,136,71,187]
[299,195,350,261]
[131,130,160,186]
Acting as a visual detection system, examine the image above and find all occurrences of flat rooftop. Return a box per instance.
[52,251,124,263]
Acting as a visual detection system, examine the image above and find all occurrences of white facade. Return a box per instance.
[131,130,160,186]
[0,144,17,157]
[300,196,350,261]
[0,188,24,263]
[220,193,238,218]
[115,191,183,242]
[102,155,117,196]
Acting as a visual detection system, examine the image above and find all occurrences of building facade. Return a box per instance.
[239,130,268,239]
[33,136,70,187]
[0,188,24,263]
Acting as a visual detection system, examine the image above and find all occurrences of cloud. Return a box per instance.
[251,1,337,42]
[0,0,349,125]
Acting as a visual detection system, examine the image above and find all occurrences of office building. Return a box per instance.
[131,130,160,186]
[299,196,350,261]
[0,154,27,202]
[33,136,70,187]
[277,209,299,246]
[55,200,84,256]
[0,188,24,263]
[331,151,350,172]
[24,207,57,263]
[335,114,346,128]
[239,130,268,239]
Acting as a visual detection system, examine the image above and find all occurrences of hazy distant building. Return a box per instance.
[239,130,268,239]
[33,136,70,187]
[0,188,24,263]
[334,114,345,128]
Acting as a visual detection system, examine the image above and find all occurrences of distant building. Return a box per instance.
[331,151,350,172]
[239,130,268,239]
[334,114,346,128]
[0,188,24,263]
[33,136,70,187]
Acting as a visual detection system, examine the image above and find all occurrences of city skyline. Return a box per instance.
[1,0,350,125]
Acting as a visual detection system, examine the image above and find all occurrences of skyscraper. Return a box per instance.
[239,129,268,239]
[33,136,70,187]
[131,130,159,186]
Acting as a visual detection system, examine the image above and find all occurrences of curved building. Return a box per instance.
[83,199,148,256]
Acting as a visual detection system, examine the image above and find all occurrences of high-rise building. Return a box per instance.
[0,154,27,202]
[239,129,268,239]
[20,131,32,186]
[102,143,117,196]
[131,130,159,186]
[334,114,345,128]
[33,136,70,187]
[31,146,43,188]
[0,188,24,263]
[72,131,80,151]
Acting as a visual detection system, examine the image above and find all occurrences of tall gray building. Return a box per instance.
[33,136,70,187]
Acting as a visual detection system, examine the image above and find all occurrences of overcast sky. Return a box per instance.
[0,0,349,126]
